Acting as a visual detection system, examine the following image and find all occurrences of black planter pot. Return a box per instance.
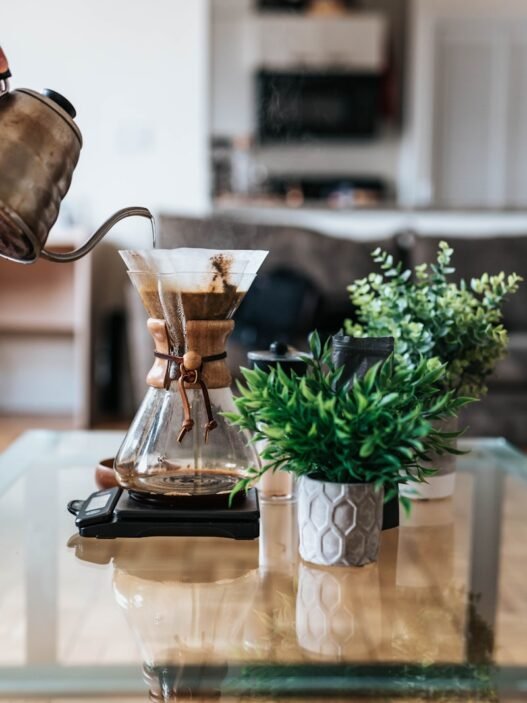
[331,332,398,531]
[382,492,400,530]
[332,333,394,384]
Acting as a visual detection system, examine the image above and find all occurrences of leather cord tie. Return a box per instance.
[153,350,227,444]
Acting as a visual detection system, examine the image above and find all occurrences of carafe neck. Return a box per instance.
[146,318,234,390]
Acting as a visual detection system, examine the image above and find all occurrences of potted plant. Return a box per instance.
[346,241,521,499]
[226,333,469,567]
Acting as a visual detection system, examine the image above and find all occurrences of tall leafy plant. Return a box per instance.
[226,332,471,509]
[346,242,521,397]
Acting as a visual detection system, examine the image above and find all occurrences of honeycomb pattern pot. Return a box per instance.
[298,476,384,567]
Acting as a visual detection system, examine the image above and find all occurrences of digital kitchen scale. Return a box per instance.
[68,487,260,540]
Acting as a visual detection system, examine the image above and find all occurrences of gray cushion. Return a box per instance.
[158,214,397,308]
[489,333,527,388]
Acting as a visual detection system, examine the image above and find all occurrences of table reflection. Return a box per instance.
[296,561,382,660]
[66,476,486,699]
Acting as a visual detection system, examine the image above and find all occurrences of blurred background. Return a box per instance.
[1,0,527,446]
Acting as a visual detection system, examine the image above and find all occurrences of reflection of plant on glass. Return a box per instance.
[392,583,466,665]
[247,590,300,661]
[346,242,521,398]
[391,585,497,701]
[229,661,498,701]
[226,332,471,510]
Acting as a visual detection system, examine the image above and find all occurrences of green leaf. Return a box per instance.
[308,330,322,360]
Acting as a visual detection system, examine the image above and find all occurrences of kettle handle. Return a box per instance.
[0,46,11,96]
[41,206,155,263]
[0,46,10,80]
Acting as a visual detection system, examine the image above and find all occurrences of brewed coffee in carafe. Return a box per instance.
[114,248,267,502]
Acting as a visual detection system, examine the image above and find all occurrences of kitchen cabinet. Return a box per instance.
[0,230,92,426]
[257,15,387,70]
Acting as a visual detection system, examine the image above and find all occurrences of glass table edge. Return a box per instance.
[0,663,526,699]
[458,436,527,480]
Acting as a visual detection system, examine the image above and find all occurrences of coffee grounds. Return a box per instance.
[180,290,245,320]
[137,286,164,319]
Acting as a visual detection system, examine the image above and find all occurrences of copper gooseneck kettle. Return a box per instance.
[0,46,153,264]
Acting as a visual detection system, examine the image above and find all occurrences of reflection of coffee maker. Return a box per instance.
[70,536,259,701]
[69,248,268,538]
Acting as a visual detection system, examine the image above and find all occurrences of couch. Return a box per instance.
[123,215,527,445]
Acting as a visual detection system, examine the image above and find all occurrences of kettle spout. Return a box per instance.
[40,207,155,263]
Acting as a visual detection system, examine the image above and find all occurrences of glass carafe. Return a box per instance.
[115,249,267,503]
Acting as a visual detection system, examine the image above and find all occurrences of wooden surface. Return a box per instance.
[0,415,73,452]
[145,318,170,389]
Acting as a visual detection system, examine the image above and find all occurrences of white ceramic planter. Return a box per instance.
[400,417,458,500]
[297,476,384,567]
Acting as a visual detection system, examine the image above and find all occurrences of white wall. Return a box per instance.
[2,0,211,247]
[399,0,527,206]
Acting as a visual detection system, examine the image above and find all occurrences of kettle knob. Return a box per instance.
[42,89,76,119]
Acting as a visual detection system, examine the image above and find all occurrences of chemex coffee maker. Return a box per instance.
[0,46,266,539]
[68,248,267,539]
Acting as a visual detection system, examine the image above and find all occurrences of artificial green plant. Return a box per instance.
[226,332,471,509]
[345,241,521,397]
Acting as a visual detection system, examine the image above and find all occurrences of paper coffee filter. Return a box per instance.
[119,250,153,272]
[175,248,268,275]
[119,249,213,274]
[119,248,268,278]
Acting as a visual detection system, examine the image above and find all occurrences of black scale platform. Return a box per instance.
[68,486,260,540]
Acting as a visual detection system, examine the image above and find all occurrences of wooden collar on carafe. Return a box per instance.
[146,318,234,443]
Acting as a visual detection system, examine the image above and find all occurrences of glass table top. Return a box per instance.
[0,430,526,701]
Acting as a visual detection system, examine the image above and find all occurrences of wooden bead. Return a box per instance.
[183,351,202,371]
